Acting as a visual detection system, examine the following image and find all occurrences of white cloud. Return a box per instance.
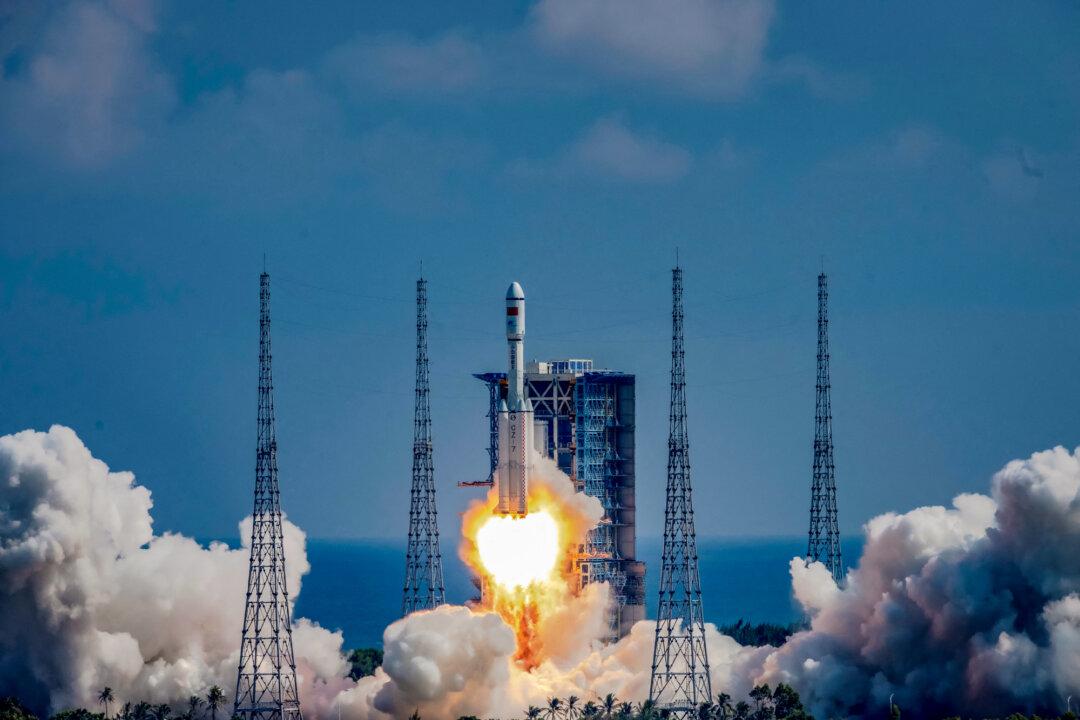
[511,116,692,184]
[325,31,488,96]
[530,0,775,99]
[0,0,174,169]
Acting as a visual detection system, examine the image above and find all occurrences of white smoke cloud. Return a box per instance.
[359,444,1080,719]
[0,426,347,714]
[5,425,1080,719]
[747,448,1080,718]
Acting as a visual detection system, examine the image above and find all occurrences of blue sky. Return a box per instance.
[1,0,1078,542]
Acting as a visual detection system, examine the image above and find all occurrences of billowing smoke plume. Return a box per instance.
[749,447,1080,717]
[332,445,1080,719]
[4,425,1080,719]
[0,426,350,714]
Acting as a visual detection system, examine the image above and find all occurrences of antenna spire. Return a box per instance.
[402,276,446,615]
[649,265,711,718]
[807,272,843,582]
[234,271,303,720]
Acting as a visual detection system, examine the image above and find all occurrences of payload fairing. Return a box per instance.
[497,282,532,516]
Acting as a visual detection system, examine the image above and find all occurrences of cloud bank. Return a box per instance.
[509,116,692,184]
[530,0,776,98]
[0,0,174,168]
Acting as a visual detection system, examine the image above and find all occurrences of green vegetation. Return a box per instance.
[47,711,103,720]
[203,688,224,720]
[716,619,800,647]
[0,697,40,720]
[97,690,113,720]
[4,684,1080,720]
[517,684,809,720]
[347,647,384,680]
[0,686,231,720]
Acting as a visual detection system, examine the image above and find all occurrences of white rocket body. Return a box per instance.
[497,282,532,516]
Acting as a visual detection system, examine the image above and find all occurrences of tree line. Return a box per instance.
[5,681,1080,720]
[1,686,229,720]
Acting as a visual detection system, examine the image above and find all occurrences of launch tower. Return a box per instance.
[402,275,446,614]
[807,272,843,582]
[234,271,303,720]
[649,264,711,719]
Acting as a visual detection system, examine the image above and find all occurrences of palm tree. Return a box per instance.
[545,697,563,720]
[205,687,225,720]
[581,701,599,719]
[748,685,772,712]
[635,699,658,720]
[525,707,542,720]
[616,702,632,720]
[185,696,202,720]
[600,694,618,720]
[118,702,133,720]
[151,704,171,720]
[98,688,115,719]
[713,694,733,720]
[132,702,152,720]
[565,696,580,720]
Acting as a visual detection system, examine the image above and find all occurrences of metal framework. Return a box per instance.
[650,265,711,719]
[807,272,843,582]
[575,377,626,642]
[234,271,303,720]
[402,276,446,614]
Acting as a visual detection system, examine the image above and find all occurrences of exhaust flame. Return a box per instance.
[460,454,605,667]
[476,511,559,589]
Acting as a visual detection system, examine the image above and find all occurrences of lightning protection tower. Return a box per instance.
[650,264,711,719]
[234,271,303,720]
[402,274,446,615]
[807,272,843,582]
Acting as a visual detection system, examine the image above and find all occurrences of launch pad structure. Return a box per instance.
[474,358,645,642]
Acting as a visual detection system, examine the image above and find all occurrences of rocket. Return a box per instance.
[497,281,532,516]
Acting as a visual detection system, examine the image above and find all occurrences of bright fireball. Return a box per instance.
[476,511,560,589]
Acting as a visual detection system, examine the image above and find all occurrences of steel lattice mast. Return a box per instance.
[807,272,843,582]
[650,264,711,719]
[402,275,446,615]
[234,271,303,720]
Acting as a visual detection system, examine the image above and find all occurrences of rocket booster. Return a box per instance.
[497,282,532,516]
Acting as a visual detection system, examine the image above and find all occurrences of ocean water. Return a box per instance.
[293,536,864,650]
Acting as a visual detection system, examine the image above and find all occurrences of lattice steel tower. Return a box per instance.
[234,271,303,720]
[807,272,843,582]
[650,265,711,719]
[402,275,446,615]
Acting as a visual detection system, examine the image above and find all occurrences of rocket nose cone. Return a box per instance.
[506,282,524,300]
